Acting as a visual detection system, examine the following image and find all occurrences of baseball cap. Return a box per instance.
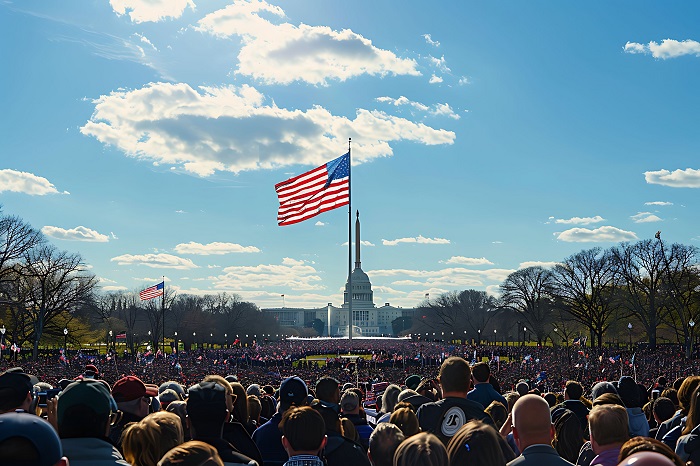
[0,412,63,466]
[0,371,33,399]
[405,375,421,390]
[57,379,114,425]
[279,376,308,405]
[224,375,238,383]
[246,384,262,397]
[159,381,186,397]
[112,375,158,402]
[340,390,359,412]
[187,381,227,419]
[159,388,181,405]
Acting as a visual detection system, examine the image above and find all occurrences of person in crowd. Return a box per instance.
[280,406,327,466]
[204,375,262,465]
[516,382,530,397]
[56,379,129,466]
[575,391,626,466]
[617,437,684,466]
[618,451,677,466]
[341,390,373,449]
[416,357,494,445]
[368,423,405,466]
[122,411,184,466]
[316,377,341,412]
[0,370,34,413]
[657,376,700,442]
[673,385,700,462]
[393,432,447,466]
[230,382,256,434]
[376,384,402,424]
[252,376,309,466]
[396,388,432,411]
[552,409,584,464]
[650,397,676,439]
[187,381,258,466]
[312,401,370,466]
[158,440,225,466]
[589,382,617,402]
[586,405,628,466]
[617,377,649,438]
[468,362,507,409]
[551,381,589,433]
[166,401,190,441]
[110,375,159,449]
[485,401,508,430]
[0,411,68,466]
[446,420,507,466]
[160,389,181,410]
[508,394,574,466]
[389,407,420,437]
[505,392,520,413]
[247,395,262,428]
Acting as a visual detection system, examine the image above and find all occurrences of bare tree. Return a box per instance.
[500,266,555,344]
[611,239,668,350]
[656,235,700,358]
[0,212,44,285]
[422,290,499,341]
[551,248,620,347]
[19,245,98,359]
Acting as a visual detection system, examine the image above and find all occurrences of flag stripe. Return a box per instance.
[275,153,349,226]
[140,281,164,300]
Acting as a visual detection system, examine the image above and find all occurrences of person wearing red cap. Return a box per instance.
[109,375,158,450]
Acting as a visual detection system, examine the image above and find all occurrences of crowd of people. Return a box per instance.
[1,338,699,466]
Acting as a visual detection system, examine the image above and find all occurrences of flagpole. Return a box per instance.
[348,137,353,341]
[162,275,165,357]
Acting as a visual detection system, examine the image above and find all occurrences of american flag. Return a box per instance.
[275,152,350,226]
[139,281,164,300]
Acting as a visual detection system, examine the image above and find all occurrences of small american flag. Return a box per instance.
[139,281,164,300]
[275,152,349,226]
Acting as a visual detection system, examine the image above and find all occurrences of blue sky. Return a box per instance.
[2,0,699,310]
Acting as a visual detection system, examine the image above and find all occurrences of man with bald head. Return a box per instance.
[507,394,574,466]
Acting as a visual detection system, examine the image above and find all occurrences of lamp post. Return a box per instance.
[224,333,228,348]
[174,331,178,359]
[690,320,695,358]
[64,328,68,356]
[193,332,196,350]
[493,329,497,346]
[553,328,558,346]
[627,323,632,349]
[0,325,5,359]
[478,329,481,344]
[524,327,527,346]
[109,330,113,353]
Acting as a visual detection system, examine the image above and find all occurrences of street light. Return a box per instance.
[0,325,5,359]
[493,329,497,345]
[109,330,113,353]
[690,320,696,358]
[554,328,558,345]
[64,328,68,354]
[193,332,196,350]
[478,329,481,344]
[628,323,632,348]
[524,327,527,346]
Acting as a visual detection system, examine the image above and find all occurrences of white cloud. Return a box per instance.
[423,34,440,47]
[519,261,559,269]
[375,96,459,119]
[175,210,186,214]
[110,232,119,240]
[111,253,199,269]
[458,76,470,85]
[196,1,420,85]
[110,0,195,23]
[556,226,638,243]
[645,168,700,188]
[443,256,493,266]
[0,169,68,195]
[631,212,663,223]
[134,33,158,51]
[429,55,450,72]
[102,285,128,291]
[134,276,172,283]
[207,265,221,269]
[81,83,455,176]
[42,225,110,242]
[382,235,450,246]
[342,241,376,247]
[554,216,605,225]
[174,241,261,255]
[215,260,323,291]
[645,201,673,206]
[315,221,326,226]
[370,267,515,288]
[624,39,700,59]
[429,74,443,84]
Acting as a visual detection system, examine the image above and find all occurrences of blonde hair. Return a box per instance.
[393,432,448,466]
[158,441,224,466]
[122,411,184,466]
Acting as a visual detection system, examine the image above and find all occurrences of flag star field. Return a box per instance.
[1,1,699,310]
